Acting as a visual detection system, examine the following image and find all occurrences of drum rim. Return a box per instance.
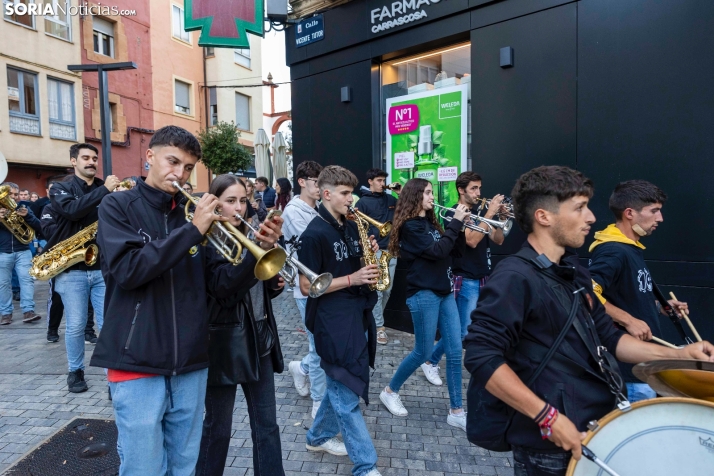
[565,397,714,475]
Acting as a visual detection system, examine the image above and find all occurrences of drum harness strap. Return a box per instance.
[513,249,631,412]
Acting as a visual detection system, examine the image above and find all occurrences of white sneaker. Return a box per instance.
[311,400,321,419]
[420,363,443,386]
[306,437,347,456]
[364,469,382,476]
[380,387,408,416]
[447,411,467,432]
[289,361,309,397]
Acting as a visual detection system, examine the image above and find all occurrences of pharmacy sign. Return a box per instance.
[184,0,264,48]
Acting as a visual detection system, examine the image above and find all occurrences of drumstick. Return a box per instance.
[650,336,679,349]
[669,292,702,342]
[581,445,623,476]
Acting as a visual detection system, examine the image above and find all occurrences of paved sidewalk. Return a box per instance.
[0,281,514,475]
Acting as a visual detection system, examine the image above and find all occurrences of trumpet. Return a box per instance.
[432,203,513,236]
[347,206,392,237]
[474,196,515,219]
[173,182,286,280]
[384,182,402,192]
[234,215,333,298]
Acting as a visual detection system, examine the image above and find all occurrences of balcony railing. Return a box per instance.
[9,115,41,135]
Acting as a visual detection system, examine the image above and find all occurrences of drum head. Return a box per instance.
[567,398,714,475]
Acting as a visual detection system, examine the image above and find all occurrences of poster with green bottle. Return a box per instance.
[386,84,468,206]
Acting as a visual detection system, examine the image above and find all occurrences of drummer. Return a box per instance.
[463,166,714,476]
[589,180,687,402]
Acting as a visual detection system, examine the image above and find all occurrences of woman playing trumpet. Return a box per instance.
[196,174,286,476]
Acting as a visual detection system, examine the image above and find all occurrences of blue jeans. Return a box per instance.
[0,250,35,314]
[430,278,480,365]
[296,297,326,402]
[307,375,378,476]
[54,270,105,371]
[389,290,463,409]
[110,369,208,476]
[373,253,396,328]
[513,446,570,476]
[626,382,657,403]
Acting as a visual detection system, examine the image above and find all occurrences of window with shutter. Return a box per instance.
[235,93,250,130]
[175,81,191,115]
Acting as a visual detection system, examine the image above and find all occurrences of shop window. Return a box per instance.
[45,0,70,40]
[4,0,35,28]
[93,17,115,57]
[175,80,191,115]
[172,5,190,43]
[48,78,75,140]
[7,67,40,135]
[209,87,218,125]
[380,43,471,202]
[235,93,250,130]
[234,49,251,68]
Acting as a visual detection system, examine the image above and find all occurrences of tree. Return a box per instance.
[197,121,252,175]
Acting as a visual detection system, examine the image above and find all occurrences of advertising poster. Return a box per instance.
[386,84,468,207]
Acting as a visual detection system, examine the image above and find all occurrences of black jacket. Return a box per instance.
[29,196,49,224]
[90,179,209,376]
[48,175,111,271]
[39,204,58,243]
[464,242,625,452]
[357,189,397,249]
[205,248,285,386]
[0,204,41,254]
[399,216,464,298]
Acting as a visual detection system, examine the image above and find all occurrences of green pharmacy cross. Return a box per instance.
[184,0,264,48]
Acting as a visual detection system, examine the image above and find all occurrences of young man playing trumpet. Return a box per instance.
[357,168,398,345]
[421,171,507,386]
[589,180,688,402]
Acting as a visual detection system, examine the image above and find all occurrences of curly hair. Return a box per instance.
[609,179,667,220]
[388,178,443,257]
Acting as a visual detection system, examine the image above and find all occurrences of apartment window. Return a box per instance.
[235,93,250,130]
[234,49,251,68]
[209,87,217,126]
[93,17,115,57]
[109,103,118,132]
[4,0,35,28]
[175,80,191,115]
[7,67,40,135]
[48,78,75,140]
[172,5,190,43]
[45,0,70,40]
[205,47,214,57]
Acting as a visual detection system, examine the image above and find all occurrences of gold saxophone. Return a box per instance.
[0,185,36,245]
[29,222,98,280]
[348,206,392,292]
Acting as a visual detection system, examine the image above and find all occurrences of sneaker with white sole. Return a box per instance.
[311,400,321,419]
[420,363,443,386]
[447,411,467,432]
[364,469,382,476]
[306,437,347,456]
[376,327,388,345]
[289,361,310,397]
[380,387,408,416]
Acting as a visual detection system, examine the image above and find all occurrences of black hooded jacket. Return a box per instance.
[90,179,209,376]
[357,188,397,250]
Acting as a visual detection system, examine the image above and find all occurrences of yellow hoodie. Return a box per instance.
[588,224,645,304]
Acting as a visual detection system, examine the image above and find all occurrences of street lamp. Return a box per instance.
[67,62,137,176]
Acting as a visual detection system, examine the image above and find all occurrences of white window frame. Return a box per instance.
[92,17,115,58]
[44,0,71,41]
[175,80,191,116]
[3,0,36,29]
[172,5,190,43]
[47,77,76,140]
[234,48,251,69]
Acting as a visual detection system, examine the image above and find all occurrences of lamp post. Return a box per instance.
[67,62,137,176]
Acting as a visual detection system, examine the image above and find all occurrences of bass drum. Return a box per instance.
[566,397,714,475]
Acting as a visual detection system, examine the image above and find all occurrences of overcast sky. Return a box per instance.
[262,30,292,113]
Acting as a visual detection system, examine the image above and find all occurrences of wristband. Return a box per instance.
[534,403,550,424]
[347,275,351,287]
[538,406,559,439]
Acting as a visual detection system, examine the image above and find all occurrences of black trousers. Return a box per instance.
[195,354,284,476]
[47,279,95,333]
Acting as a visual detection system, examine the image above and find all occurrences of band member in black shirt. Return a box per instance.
[464,166,713,476]
[423,171,507,386]
[298,166,383,476]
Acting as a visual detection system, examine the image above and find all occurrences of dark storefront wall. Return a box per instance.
[288,0,714,341]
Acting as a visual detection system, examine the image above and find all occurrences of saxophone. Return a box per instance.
[348,206,392,292]
[29,222,99,280]
[0,185,36,245]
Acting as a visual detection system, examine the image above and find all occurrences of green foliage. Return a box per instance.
[197,121,252,175]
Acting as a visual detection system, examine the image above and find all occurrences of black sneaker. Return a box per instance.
[85,331,98,344]
[67,369,88,393]
[108,386,112,401]
[12,291,20,302]
[47,330,59,343]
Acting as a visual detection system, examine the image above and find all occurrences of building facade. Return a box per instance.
[1,0,84,193]
[285,0,714,341]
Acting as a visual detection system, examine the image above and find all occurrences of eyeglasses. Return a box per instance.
[306,178,318,184]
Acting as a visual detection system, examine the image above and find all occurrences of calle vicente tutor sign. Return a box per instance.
[370,0,444,34]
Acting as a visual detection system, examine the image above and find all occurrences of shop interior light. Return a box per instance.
[391,44,470,66]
